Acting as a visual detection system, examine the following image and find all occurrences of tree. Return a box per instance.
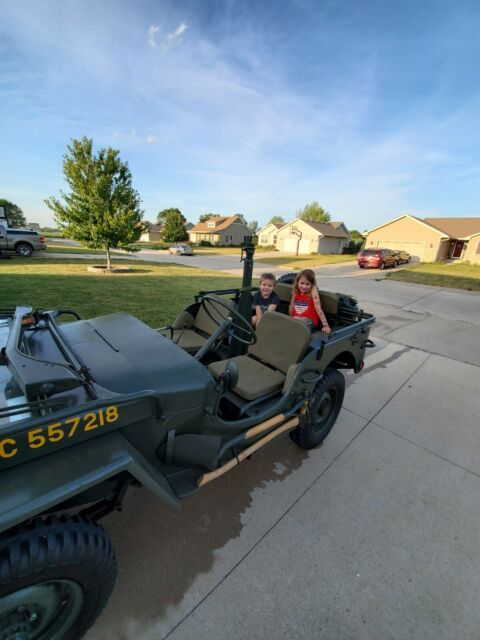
[157,208,186,225]
[269,215,285,226]
[297,201,331,223]
[0,199,26,228]
[349,229,365,252]
[349,229,365,242]
[248,220,260,235]
[161,209,189,242]
[198,213,217,223]
[45,137,145,270]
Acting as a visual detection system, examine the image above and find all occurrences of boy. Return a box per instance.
[252,273,280,327]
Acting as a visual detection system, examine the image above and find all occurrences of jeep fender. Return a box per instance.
[0,431,180,533]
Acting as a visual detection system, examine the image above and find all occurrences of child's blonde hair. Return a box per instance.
[293,269,317,295]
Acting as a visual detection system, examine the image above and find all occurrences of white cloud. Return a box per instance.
[146,134,159,144]
[148,25,159,48]
[165,22,188,49]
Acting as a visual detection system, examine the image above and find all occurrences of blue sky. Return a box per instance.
[1,0,480,230]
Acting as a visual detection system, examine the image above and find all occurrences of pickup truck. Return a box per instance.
[0,246,375,639]
[0,225,47,257]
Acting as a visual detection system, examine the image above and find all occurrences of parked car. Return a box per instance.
[392,250,411,264]
[169,243,194,255]
[0,226,46,257]
[357,248,398,269]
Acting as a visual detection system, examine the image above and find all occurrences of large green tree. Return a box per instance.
[297,201,331,223]
[157,208,186,225]
[161,209,189,242]
[0,199,26,228]
[248,220,260,235]
[45,137,144,269]
[269,215,285,226]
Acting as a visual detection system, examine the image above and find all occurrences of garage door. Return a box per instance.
[376,240,425,261]
[283,238,299,253]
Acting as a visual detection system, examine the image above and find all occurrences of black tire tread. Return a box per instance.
[0,514,116,639]
[293,367,345,450]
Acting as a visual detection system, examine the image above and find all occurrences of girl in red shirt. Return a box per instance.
[289,269,331,334]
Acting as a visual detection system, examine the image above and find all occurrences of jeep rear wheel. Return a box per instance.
[291,368,345,449]
[0,515,116,640]
[16,243,33,257]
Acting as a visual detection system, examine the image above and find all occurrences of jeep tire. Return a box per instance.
[291,368,345,449]
[277,273,297,285]
[0,515,116,640]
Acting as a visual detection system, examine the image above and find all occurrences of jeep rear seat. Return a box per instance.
[274,282,340,325]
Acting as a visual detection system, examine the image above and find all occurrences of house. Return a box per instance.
[274,218,349,255]
[140,223,163,242]
[188,215,252,246]
[257,222,283,247]
[365,215,480,263]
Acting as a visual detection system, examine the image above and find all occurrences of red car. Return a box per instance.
[357,248,398,269]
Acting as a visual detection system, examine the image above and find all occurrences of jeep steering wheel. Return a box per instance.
[193,294,256,361]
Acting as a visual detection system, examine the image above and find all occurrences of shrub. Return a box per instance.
[199,240,213,247]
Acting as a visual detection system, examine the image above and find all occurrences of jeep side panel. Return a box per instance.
[0,431,180,532]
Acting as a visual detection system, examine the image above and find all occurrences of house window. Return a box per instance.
[260,235,267,243]
[273,235,277,244]
[207,221,216,228]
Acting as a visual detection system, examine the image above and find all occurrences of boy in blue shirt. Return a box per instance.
[252,273,280,327]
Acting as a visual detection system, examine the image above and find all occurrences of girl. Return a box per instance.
[289,269,331,334]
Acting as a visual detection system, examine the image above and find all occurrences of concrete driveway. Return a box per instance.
[86,275,480,640]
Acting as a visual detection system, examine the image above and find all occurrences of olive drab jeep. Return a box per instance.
[0,246,375,639]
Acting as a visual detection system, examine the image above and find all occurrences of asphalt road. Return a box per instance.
[86,272,480,640]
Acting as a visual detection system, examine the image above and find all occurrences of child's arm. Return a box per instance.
[288,295,295,316]
[267,303,278,313]
[312,289,331,334]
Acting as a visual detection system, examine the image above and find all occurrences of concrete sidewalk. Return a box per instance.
[87,278,480,640]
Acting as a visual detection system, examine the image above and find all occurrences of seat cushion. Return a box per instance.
[209,356,285,401]
[163,329,207,353]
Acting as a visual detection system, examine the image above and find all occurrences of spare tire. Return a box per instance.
[276,272,297,285]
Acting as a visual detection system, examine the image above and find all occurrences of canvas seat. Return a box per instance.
[274,282,340,324]
[208,312,310,401]
[160,295,235,354]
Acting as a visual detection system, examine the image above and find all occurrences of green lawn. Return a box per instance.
[2,259,241,327]
[46,244,126,255]
[386,262,480,291]
[256,254,355,269]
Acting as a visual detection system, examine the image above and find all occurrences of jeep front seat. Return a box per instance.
[207,312,310,400]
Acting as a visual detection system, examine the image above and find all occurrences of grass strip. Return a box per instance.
[256,254,355,268]
[386,262,480,291]
[2,259,241,327]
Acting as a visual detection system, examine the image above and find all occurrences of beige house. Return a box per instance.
[274,218,349,255]
[365,215,480,263]
[257,222,283,247]
[140,223,163,242]
[188,215,253,246]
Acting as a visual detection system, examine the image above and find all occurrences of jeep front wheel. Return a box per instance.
[292,368,345,449]
[0,515,116,640]
[16,243,33,257]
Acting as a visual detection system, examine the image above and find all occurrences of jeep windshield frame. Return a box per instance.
[3,306,95,401]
